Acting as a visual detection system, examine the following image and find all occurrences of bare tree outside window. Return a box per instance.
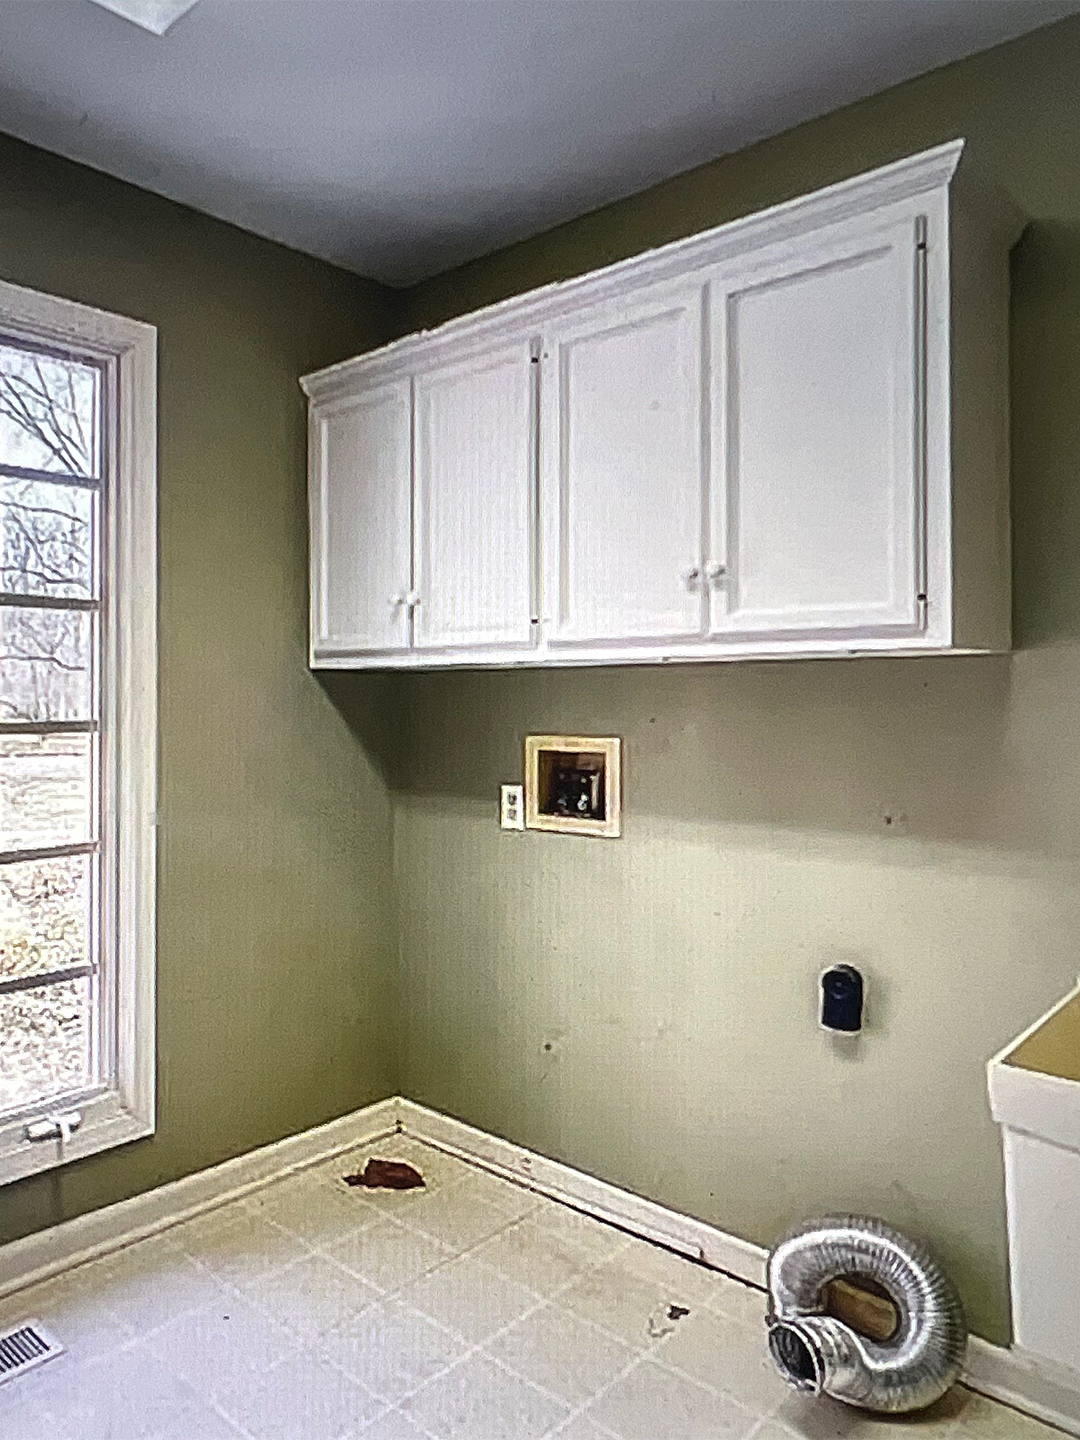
[0,340,102,1115]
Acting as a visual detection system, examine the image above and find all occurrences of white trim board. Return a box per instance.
[0,1095,1077,1436]
[0,1097,401,1301]
[964,1339,1080,1437]
[0,276,159,1188]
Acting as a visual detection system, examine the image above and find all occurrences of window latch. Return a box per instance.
[25,1110,83,1145]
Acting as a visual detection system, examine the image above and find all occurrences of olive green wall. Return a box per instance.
[0,133,400,1245]
[392,14,1080,1344]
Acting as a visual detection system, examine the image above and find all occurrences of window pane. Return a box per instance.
[0,853,90,984]
[0,479,96,599]
[0,734,93,851]
[0,607,93,722]
[0,976,92,1115]
[0,345,100,480]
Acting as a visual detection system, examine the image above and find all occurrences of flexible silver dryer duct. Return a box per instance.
[766,1215,967,1413]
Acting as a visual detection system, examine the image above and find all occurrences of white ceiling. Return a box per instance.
[0,0,1073,286]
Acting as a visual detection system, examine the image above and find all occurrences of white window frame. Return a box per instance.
[0,278,156,1186]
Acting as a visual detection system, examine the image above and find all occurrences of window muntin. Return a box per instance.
[0,338,105,1121]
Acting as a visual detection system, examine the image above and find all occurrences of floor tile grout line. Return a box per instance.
[534,1347,655,1438]
[363,1400,443,1440]
[123,1280,334,1435]
[168,1169,734,1427]
[400,1306,573,1427]
[182,1168,562,1410]
[203,1327,392,1440]
[295,1226,641,1414]
[533,1323,763,1440]
[414,1216,634,1337]
[366,1228,627,1423]
[364,1189,561,1292]
[200,1380,261,1440]
[180,1188,470,1313]
[373,1227,685,1425]
[358,1188,772,1436]
[142,1160,539,1403]
[641,1308,791,1420]
[7,1169,765,1437]
[9,1333,261,1440]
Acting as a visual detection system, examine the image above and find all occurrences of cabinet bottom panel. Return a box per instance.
[311,630,1008,670]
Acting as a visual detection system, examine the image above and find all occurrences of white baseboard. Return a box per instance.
[964,1338,1080,1436]
[0,1096,401,1302]
[397,1099,1080,1438]
[396,1099,766,1288]
[1,1093,1077,1436]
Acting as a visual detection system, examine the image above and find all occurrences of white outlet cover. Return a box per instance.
[500,784,525,830]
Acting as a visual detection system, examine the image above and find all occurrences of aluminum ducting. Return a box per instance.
[765,1215,966,1414]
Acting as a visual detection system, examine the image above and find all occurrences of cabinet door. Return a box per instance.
[709,215,925,640]
[413,341,536,651]
[541,282,708,646]
[309,380,412,657]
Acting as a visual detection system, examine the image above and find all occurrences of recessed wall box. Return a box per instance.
[525,735,621,838]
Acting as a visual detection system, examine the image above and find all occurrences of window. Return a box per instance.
[0,280,156,1185]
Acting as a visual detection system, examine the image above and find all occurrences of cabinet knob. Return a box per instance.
[406,590,421,609]
[706,563,727,582]
[683,567,702,590]
[390,593,406,609]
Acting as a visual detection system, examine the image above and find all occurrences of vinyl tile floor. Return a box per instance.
[0,1136,1059,1439]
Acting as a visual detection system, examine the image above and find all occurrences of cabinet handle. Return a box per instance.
[706,563,727,582]
[683,567,702,591]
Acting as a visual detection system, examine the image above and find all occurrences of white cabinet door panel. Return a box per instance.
[414,343,535,651]
[542,284,708,646]
[710,216,924,639]
[310,381,412,655]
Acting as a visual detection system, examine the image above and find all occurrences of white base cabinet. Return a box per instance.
[302,139,1017,670]
[989,985,1080,1378]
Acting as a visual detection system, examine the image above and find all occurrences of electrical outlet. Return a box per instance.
[500,784,525,830]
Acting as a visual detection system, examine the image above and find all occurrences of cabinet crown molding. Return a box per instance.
[301,140,964,404]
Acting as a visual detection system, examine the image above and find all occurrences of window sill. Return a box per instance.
[0,1090,153,1187]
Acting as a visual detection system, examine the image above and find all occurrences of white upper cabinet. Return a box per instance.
[309,380,412,658]
[541,282,707,647]
[302,140,1017,670]
[413,341,536,652]
[708,212,924,642]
